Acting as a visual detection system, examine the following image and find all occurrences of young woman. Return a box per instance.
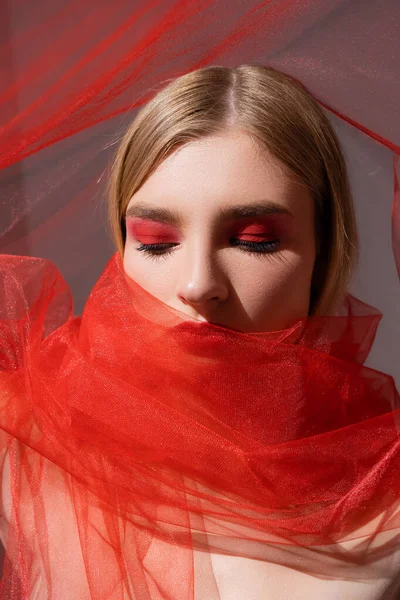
[0,64,399,599]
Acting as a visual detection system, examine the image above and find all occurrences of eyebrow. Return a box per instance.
[124,201,292,225]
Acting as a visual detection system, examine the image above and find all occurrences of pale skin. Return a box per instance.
[123,129,317,333]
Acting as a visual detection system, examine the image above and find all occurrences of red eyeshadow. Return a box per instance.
[230,216,291,242]
[126,217,181,244]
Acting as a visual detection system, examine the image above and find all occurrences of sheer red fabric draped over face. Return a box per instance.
[1,1,400,599]
[0,252,400,598]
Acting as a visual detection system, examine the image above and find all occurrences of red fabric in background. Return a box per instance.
[1,0,399,303]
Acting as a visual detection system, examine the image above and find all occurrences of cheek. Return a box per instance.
[232,251,315,322]
[123,242,177,301]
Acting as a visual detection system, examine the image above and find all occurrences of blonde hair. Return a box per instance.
[108,64,358,315]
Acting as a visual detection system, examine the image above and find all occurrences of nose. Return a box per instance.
[176,243,229,311]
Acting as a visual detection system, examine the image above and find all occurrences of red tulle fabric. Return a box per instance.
[1,251,400,598]
[1,2,400,596]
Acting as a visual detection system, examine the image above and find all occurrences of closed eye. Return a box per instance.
[136,238,281,259]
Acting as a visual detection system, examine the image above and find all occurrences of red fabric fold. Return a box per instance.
[0,252,399,598]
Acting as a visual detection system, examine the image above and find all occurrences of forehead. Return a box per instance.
[128,131,311,216]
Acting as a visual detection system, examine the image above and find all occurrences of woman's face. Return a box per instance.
[123,130,316,332]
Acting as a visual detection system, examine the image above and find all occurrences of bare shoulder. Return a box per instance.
[0,441,10,548]
[0,371,25,546]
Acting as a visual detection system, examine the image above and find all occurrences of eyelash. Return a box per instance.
[136,239,281,260]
